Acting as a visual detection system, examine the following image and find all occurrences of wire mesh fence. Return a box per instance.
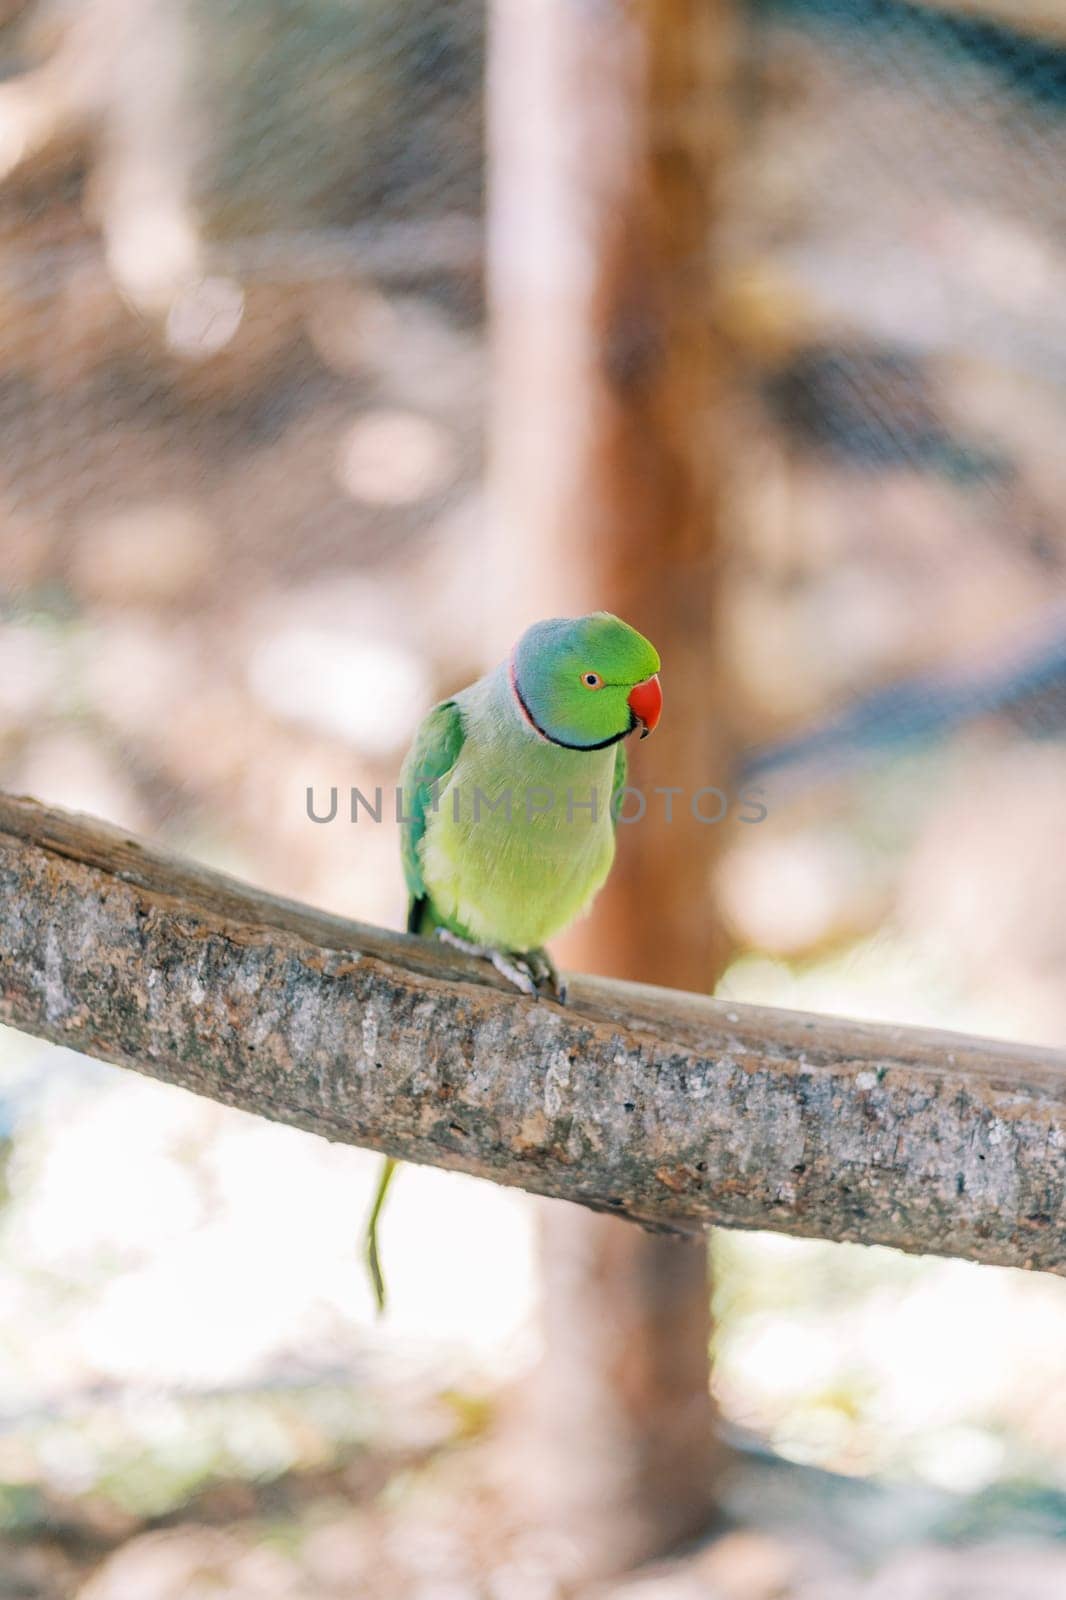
[717,0,1066,1039]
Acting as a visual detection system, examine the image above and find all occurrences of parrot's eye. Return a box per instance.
[581,671,604,689]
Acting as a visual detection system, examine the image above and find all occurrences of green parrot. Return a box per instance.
[364,612,663,1308]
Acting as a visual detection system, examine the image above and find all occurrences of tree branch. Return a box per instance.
[0,792,1063,1272]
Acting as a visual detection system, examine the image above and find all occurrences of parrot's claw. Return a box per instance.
[525,947,568,1005]
[435,929,566,1002]
[489,950,539,998]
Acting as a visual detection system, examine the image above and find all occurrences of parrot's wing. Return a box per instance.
[610,741,628,828]
[400,697,466,930]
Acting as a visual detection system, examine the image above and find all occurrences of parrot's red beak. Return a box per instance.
[627,674,663,739]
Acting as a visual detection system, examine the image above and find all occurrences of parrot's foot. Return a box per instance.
[436,929,566,1002]
[436,927,537,996]
[525,947,568,1005]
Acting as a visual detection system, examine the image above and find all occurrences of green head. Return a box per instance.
[510,612,662,751]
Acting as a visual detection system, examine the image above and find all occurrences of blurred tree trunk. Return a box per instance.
[488,0,739,1576]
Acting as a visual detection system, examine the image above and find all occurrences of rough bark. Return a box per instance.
[1,792,1063,1275]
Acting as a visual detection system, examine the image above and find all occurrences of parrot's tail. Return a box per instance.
[364,1155,398,1314]
[371,895,437,1309]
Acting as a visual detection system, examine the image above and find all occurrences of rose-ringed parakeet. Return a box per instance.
[365,612,663,1308]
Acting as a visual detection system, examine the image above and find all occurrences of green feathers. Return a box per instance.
[399,613,659,952]
[512,612,660,749]
[365,613,661,1310]
[400,698,465,933]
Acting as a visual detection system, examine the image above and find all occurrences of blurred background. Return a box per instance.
[1,0,1066,1594]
